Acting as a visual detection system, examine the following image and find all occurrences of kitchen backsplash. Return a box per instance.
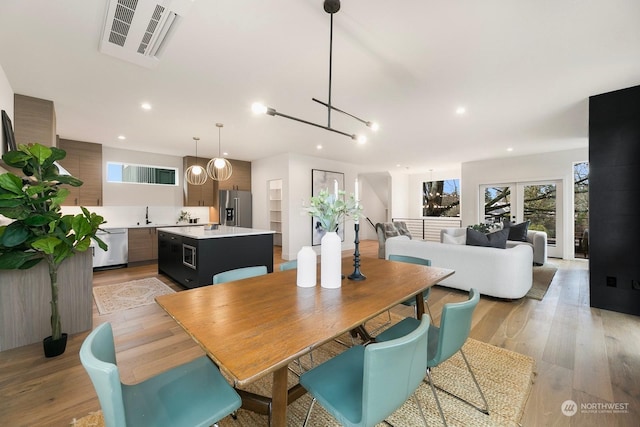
[60,206,213,228]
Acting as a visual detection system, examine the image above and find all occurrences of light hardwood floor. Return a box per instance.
[0,241,638,426]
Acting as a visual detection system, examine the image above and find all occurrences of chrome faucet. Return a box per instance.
[145,206,152,224]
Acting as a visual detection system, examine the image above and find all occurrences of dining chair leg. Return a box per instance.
[413,300,433,320]
[425,368,448,427]
[413,393,429,426]
[366,309,393,335]
[302,397,318,427]
[424,349,490,423]
[290,351,316,376]
[459,348,489,415]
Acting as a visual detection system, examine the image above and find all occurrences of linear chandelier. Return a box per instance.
[252,0,378,143]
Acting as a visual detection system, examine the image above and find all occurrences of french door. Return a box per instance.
[480,180,563,258]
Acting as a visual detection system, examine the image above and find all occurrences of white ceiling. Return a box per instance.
[1,0,639,174]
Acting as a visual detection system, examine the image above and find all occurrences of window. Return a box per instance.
[106,162,178,186]
[574,162,589,257]
[422,179,460,217]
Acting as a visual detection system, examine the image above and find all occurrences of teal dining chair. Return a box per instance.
[376,288,488,426]
[213,265,267,284]
[279,260,297,271]
[299,316,430,427]
[367,254,432,336]
[388,254,433,318]
[79,322,242,427]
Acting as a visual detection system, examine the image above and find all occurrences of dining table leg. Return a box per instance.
[271,366,289,426]
[415,293,426,319]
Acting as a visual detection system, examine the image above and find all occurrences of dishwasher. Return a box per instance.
[91,228,128,269]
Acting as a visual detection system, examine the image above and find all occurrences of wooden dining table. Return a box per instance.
[156,256,454,427]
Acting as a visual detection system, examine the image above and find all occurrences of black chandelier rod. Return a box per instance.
[312,98,372,127]
[266,108,355,140]
[327,12,334,128]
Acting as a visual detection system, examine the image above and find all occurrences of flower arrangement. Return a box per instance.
[305,189,362,232]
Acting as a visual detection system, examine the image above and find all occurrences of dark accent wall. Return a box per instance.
[589,85,640,316]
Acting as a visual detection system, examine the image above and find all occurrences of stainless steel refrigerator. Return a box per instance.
[219,190,252,227]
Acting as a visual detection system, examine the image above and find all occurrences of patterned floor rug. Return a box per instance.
[92,277,175,315]
[71,318,536,426]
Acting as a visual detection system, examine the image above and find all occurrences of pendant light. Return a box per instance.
[207,123,233,181]
[185,137,208,185]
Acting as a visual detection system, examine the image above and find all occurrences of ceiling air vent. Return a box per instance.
[99,0,193,69]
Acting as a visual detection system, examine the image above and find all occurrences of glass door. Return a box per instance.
[516,181,562,258]
[480,180,563,258]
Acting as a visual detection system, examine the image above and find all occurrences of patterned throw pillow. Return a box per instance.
[393,221,412,239]
[379,223,399,238]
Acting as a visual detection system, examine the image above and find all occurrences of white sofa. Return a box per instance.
[441,227,548,266]
[385,236,533,299]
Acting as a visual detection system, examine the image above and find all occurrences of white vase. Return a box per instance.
[321,231,342,288]
[296,246,317,287]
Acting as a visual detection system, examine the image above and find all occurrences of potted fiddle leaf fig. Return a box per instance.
[0,143,107,357]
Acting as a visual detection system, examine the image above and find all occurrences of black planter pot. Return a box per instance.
[43,333,68,358]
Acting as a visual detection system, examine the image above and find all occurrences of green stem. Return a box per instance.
[47,257,61,341]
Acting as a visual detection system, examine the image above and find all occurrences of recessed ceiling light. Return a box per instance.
[141,102,152,110]
[317,145,323,150]
[507,147,514,152]
[117,135,126,140]
[455,106,466,115]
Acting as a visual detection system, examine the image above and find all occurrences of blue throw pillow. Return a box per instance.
[466,228,509,249]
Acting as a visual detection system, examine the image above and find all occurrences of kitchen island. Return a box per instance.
[157,225,275,288]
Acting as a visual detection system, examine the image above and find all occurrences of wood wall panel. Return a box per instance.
[14,94,56,147]
[0,251,93,351]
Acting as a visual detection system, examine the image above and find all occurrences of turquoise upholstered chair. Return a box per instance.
[213,265,267,284]
[376,288,488,426]
[80,322,241,427]
[279,260,298,271]
[387,254,433,318]
[300,316,430,427]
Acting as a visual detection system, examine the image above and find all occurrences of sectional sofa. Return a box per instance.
[385,236,533,299]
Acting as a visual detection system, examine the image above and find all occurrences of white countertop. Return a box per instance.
[156,225,275,239]
[101,223,196,230]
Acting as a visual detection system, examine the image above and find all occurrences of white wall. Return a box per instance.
[389,171,409,219]
[460,148,588,258]
[359,176,387,240]
[0,63,14,160]
[252,153,363,260]
[251,153,290,253]
[102,146,184,206]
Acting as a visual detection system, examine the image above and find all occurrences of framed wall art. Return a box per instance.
[1,110,17,155]
[311,169,345,245]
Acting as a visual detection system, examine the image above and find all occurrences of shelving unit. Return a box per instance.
[269,179,283,246]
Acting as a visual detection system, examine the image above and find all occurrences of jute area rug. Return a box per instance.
[92,277,175,315]
[71,315,536,427]
[526,264,558,301]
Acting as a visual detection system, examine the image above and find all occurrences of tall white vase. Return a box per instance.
[321,231,342,288]
[296,246,317,287]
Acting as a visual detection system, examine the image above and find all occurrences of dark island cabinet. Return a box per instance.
[157,230,273,289]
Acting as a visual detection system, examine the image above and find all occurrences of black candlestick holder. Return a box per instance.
[348,222,366,281]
